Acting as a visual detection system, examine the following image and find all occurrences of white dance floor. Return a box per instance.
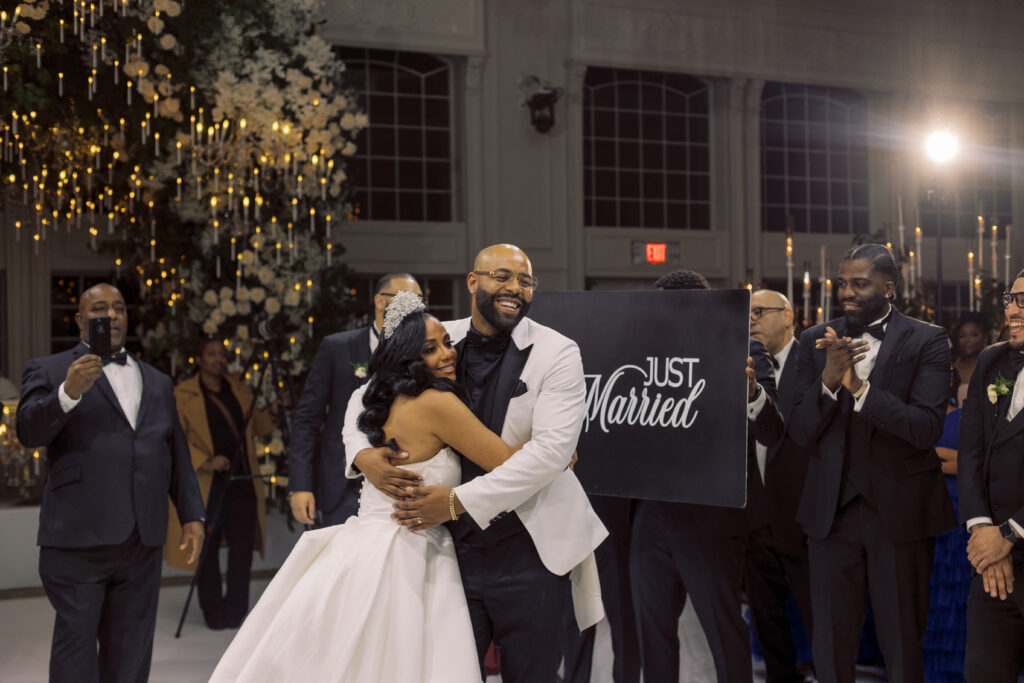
[0,578,883,682]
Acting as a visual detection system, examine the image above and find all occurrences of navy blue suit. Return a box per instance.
[17,341,204,683]
[289,326,371,525]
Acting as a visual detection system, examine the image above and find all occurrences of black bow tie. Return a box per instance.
[848,312,890,342]
[103,350,129,366]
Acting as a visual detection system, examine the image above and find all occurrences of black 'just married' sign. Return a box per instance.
[529,289,750,507]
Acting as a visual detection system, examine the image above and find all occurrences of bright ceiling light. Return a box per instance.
[925,130,959,163]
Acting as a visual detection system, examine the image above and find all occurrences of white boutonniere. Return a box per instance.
[352,362,368,379]
[987,374,1014,404]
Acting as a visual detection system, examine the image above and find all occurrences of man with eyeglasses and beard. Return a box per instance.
[788,244,955,683]
[343,244,607,682]
[289,272,421,527]
[958,272,1024,681]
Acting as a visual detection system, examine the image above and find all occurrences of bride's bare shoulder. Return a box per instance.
[401,389,465,415]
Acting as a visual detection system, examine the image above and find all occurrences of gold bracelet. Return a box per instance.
[448,489,458,521]
[852,380,869,400]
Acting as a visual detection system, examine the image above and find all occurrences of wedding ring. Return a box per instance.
[416,516,423,525]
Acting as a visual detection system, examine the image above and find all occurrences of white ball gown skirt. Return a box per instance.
[209,448,481,682]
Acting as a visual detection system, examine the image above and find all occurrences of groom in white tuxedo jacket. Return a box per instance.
[342,244,606,682]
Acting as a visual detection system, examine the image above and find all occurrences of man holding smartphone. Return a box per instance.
[16,282,205,683]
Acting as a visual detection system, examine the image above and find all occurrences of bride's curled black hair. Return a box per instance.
[357,310,465,447]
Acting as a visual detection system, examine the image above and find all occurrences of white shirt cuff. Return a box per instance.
[852,383,870,412]
[58,381,82,413]
[1010,519,1024,538]
[746,385,767,419]
[821,382,839,401]
[967,516,993,531]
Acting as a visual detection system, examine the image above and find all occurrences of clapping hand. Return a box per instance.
[817,327,868,393]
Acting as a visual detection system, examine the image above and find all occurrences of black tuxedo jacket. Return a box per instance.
[788,310,955,542]
[16,342,204,548]
[958,341,1024,531]
[764,338,814,541]
[657,338,785,539]
[289,326,371,513]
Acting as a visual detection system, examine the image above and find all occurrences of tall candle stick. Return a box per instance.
[825,279,833,319]
[967,252,975,312]
[802,271,811,328]
[785,235,794,305]
[978,216,985,269]
[819,245,827,316]
[1006,226,1013,285]
[992,224,999,279]
[897,195,905,253]
[915,227,923,279]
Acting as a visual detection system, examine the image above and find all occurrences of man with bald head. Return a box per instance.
[747,289,815,683]
[17,282,204,683]
[289,272,422,526]
[344,244,607,682]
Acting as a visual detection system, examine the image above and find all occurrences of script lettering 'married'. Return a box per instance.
[584,357,708,434]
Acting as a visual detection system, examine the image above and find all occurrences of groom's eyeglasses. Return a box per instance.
[1002,291,1024,309]
[473,269,539,290]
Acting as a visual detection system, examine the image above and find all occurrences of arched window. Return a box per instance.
[584,68,711,229]
[761,82,869,233]
[334,47,456,222]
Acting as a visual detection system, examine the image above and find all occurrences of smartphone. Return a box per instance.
[89,315,112,359]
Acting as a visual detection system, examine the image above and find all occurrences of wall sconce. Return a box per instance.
[519,74,564,134]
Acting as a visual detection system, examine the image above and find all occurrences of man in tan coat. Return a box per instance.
[165,338,277,629]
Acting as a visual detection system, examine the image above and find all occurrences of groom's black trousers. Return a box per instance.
[455,526,570,683]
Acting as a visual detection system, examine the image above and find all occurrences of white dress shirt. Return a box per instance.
[753,336,797,482]
[369,323,382,353]
[821,304,892,411]
[58,349,142,430]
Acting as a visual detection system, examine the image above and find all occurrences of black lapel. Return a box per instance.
[869,310,911,387]
[484,342,533,434]
[991,349,1024,446]
[776,342,798,417]
[134,360,152,428]
[349,326,372,367]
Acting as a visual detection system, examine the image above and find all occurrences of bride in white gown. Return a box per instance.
[210,293,518,682]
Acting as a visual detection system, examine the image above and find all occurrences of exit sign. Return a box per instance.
[631,240,680,266]
[645,243,667,264]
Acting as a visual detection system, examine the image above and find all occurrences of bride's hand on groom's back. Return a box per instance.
[354,446,422,499]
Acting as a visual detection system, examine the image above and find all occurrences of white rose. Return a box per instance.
[146,15,164,34]
[355,113,369,128]
[210,309,225,324]
[264,297,281,314]
[988,387,999,404]
[235,286,251,302]
[284,290,301,307]
[269,438,284,455]
[354,366,367,379]
[159,34,177,50]
[202,319,218,334]
[249,287,266,304]
[274,278,286,294]
[220,299,237,316]
[340,113,356,131]
[236,300,252,315]
[342,142,357,156]
[241,250,256,266]
[203,289,218,305]
[236,325,249,340]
